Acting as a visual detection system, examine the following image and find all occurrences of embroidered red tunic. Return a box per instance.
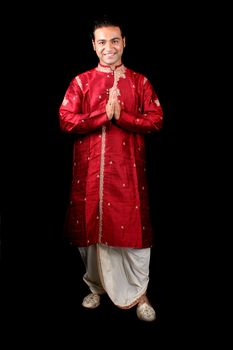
[59,64,163,248]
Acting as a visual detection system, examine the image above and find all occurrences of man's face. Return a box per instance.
[92,26,125,67]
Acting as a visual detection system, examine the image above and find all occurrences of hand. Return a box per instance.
[106,88,121,120]
[106,98,115,120]
[113,99,121,120]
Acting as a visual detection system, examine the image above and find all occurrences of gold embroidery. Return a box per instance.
[143,77,148,85]
[98,125,106,242]
[75,76,83,91]
[96,64,126,76]
[109,66,126,98]
[62,96,69,106]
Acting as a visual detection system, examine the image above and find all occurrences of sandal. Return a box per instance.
[136,302,156,322]
[82,293,100,309]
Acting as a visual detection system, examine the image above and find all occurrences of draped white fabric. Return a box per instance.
[79,244,150,308]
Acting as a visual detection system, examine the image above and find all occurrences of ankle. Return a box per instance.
[138,294,150,305]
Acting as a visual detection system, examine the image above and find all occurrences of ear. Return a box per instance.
[123,38,126,48]
[92,40,96,51]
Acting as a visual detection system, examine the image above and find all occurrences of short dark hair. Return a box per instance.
[91,14,125,40]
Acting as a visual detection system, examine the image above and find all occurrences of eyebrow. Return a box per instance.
[97,37,121,42]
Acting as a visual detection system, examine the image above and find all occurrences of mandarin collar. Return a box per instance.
[96,63,125,74]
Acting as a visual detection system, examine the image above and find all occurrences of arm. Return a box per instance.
[115,78,163,134]
[59,79,109,134]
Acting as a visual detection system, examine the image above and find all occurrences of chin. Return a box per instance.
[106,61,117,66]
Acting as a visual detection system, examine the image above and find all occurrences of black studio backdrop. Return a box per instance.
[6,5,195,257]
[2,10,196,308]
[1,6,208,344]
[1,4,224,345]
[3,9,186,258]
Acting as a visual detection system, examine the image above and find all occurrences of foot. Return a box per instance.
[136,295,156,322]
[82,293,100,309]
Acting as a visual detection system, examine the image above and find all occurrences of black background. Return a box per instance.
[1,4,221,346]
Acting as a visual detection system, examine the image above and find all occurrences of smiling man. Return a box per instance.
[59,14,163,322]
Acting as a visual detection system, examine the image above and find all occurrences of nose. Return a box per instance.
[105,41,114,50]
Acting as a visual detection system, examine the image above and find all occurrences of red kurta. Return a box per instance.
[59,64,163,248]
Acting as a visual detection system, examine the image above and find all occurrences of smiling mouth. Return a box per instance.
[105,53,115,57]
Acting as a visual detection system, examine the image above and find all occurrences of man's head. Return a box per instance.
[91,15,126,68]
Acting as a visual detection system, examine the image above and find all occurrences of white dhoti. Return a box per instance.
[79,244,150,308]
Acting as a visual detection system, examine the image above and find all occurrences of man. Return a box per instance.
[59,15,163,322]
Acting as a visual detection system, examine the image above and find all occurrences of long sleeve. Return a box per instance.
[115,78,163,134]
[59,78,109,134]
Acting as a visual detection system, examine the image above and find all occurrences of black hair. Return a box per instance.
[90,14,125,40]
